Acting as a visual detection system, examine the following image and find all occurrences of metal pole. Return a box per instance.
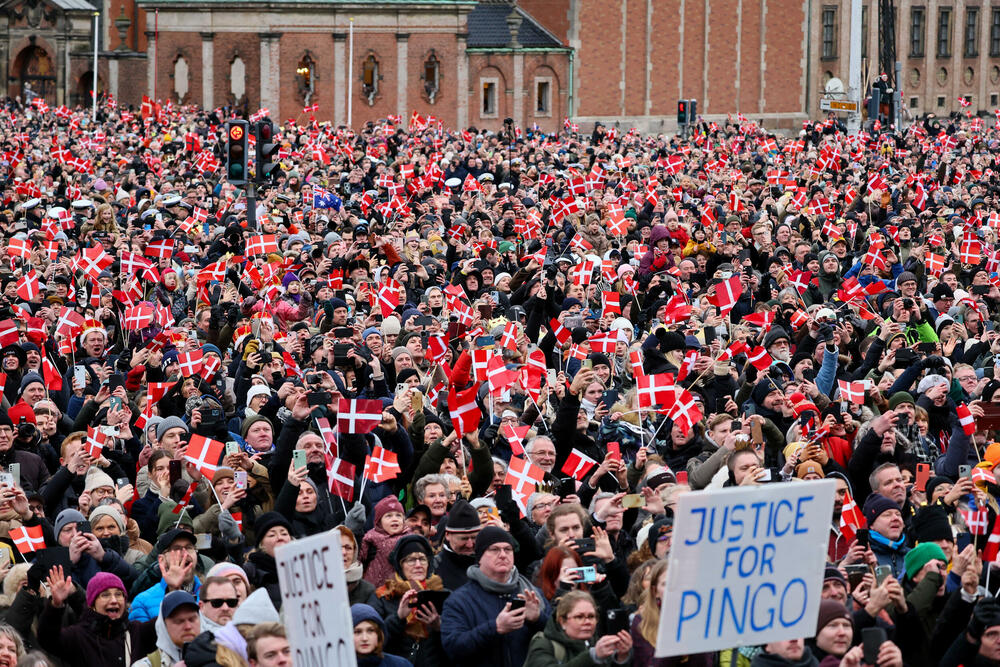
[347,18,354,128]
[847,0,862,134]
[893,60,902,130]
[246,188,257,232]
[153,9,159,100]
[92,12,99,122]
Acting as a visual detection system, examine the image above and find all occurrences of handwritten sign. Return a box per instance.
[656,481,835,657]
[276,529,356,667]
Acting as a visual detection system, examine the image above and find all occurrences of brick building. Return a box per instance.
[6,0,1000,131]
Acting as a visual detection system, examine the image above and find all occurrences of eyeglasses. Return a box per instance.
[401,555,428,565]
[203,598,239,608]
[485,545,514,555]
[166,544,197,554]
[566,613,597,622]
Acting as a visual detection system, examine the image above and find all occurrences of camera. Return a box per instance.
[901,298,914,310]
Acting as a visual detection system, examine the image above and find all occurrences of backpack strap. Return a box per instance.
[551,639,567,664]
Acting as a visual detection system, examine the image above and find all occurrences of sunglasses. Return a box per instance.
[203,598,238,608]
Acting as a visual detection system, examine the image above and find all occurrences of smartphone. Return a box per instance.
[195,533,212,550]
[475,335,495,349]
[844,564,868,590]
[395,383,409,397]
[508,599,526,611]
[234,470,247,489]
[607,442,620,461]
[801,368,817,382]
[306,391,332,406]
[572,538,596,554]
[896,412,910,429]
[957,531,973,552]
[414,590,450,614]
[447,321,467,341]
[168,459,183,485]
[917,342,937,354]
[293,449,307,469]
[476,304,493,319]
[751,421,763,445]
[676,470,689,485]
[566,566,597,583]
[7,463,19,489]
[605,608,630,635]
[915,463,930,492]
[0,473,13,488]
[855,528,869,548]
[960,464,973,480]
[862,627,887,665]
[703,326,716,346]
[109,396,123,411]
[758,468,772,482]
[226,442,240,457]
[556,477,577,499]
[874,565,892,586]
[495,484,514,508]
[622,494,646,509]
[72,365,87,387]
[116,477,130,489]
[108,374,125,393]
[582,359,593,370]
[546,369,558,387]
[601,390,619,409]
[715,397,728,413]
[334,327,354,339]
[76,521,92,535]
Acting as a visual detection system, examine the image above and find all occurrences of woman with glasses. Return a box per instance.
[37,570,156,667]
[524,590,632,667]
[372,535,448,666]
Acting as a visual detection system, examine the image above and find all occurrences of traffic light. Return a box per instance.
[226,120,249,185]
[677,100,689,125]
[255,120,279,185]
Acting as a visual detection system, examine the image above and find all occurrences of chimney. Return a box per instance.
[506,6,522,49]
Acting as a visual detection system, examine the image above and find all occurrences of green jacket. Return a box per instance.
[524,615,603,667]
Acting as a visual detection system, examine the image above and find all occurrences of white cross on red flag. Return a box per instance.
[561,449,598,481]
[177,350,204,377]
[183,434,225,481]
[337,399,384,434]
[364,446,401,483]
[837,380,867,405]
[326,455,356,501]
[449,384,481,437]
[503,456,545,511]
[8,525,45,554]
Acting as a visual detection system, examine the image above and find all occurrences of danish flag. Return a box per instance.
[246,235,279,257]
[838,490,866,543]
[837,380,867,405]
[15,270,39,301]
[177,350,203,377]
[708,275,743,315]
[84,426,108,459]
[123,305,155,331]
[957,403,977,436]
[588,332,620,355]
[964,508,990,535]
[549,318,572,346]
[326,456,356,502]
[8,525,45,554]
[6,238,31,260]
[925,252,945,276]
[502,422,530,456]
[183,434,225,480]
[561,449,598,481]
[499,322,519,352]
[637,373,675,409]
[449,384,481,437]
[145,239,175,260]
[337,399,383,434]
[171,480,199,514]
[364,446,401,483]
[747,346,773,371]
[486,356,518,394]
[504,456,545,509]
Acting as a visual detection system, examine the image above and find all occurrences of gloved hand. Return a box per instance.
[968,597,1000,642]
[345,501,367,534]
[817,323,834,344]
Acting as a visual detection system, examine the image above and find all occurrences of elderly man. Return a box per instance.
[441,526,551,667]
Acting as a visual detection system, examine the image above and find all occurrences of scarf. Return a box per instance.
[466,564,534,597]
[870,529,907,551]
[376,575,444,640]
[344,562,363,583]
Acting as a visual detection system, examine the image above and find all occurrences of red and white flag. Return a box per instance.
[8,525,45,554]
[957,403,977,436]
[504,456,545,509]
[183,435,225,481]
[449,384,481,437]
[838,490,866,543]
[837,380,867,405]
[964,508,989,536]
[364,447,401,483]
[84,426,108,460]
[561,449,598,481]
[171,480,199,514]
[326,456,356,502]
[708,275,743,315]
[337,399,384,434]
[637,373,676,409]
[984,518,1000,562]
[502,423,530,457]
[177,350,204,377]
[747,346,773,371]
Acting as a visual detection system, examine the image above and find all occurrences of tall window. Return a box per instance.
[822,6,838,59]
[991,9,1000,56]
[862,6,869,60]
[965,8,979,57]
[910,7,925,57]
[296,54,315,106]
[938,8,952,57]
[481,78,497,117]
[362,54,379,105]
[422,52,440,103]
[535,78,551,115]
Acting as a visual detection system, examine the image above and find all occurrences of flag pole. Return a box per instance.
[91,11,99,122]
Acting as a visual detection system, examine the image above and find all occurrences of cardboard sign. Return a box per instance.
[276,529,357,667]
[656,480,835,657]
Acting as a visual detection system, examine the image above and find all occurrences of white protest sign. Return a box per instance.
[276,529,357,667]
[656,480,835,657]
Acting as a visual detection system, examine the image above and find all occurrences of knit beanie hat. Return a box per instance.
[896,271,918,286]
[18,372,44,395]
[904,542,948,580]
[206,562,250,588]
[254,512,291,546]
[86,572,126,608]
[474,526,515,561]
[241,414,273,439]
[89,505,126,534]
[374,496,405,527]
[53,508,85,539]
[888,392,915,410]
[862,493,899,526]
[156,415,189,441]
[389,534,434,576]
[816,599,852,632]
[444,499,482,533]
[84,467,116,494]
[925,476,952,500]
[910,505,954,543]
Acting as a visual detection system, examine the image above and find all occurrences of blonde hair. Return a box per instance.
[639,561,668,645]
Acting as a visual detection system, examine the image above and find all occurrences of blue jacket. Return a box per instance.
[129,576,202,623]
[440,575,551,667]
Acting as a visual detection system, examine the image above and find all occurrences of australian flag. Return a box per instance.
[313,187,342,211]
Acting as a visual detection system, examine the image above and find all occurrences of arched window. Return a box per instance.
[423,52,440,103]
[297,54,316,106]
[362,54,379,105]
[173,55,189,102]
[230,56,246,102]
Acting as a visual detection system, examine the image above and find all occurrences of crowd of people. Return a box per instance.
[0,95,999,667]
